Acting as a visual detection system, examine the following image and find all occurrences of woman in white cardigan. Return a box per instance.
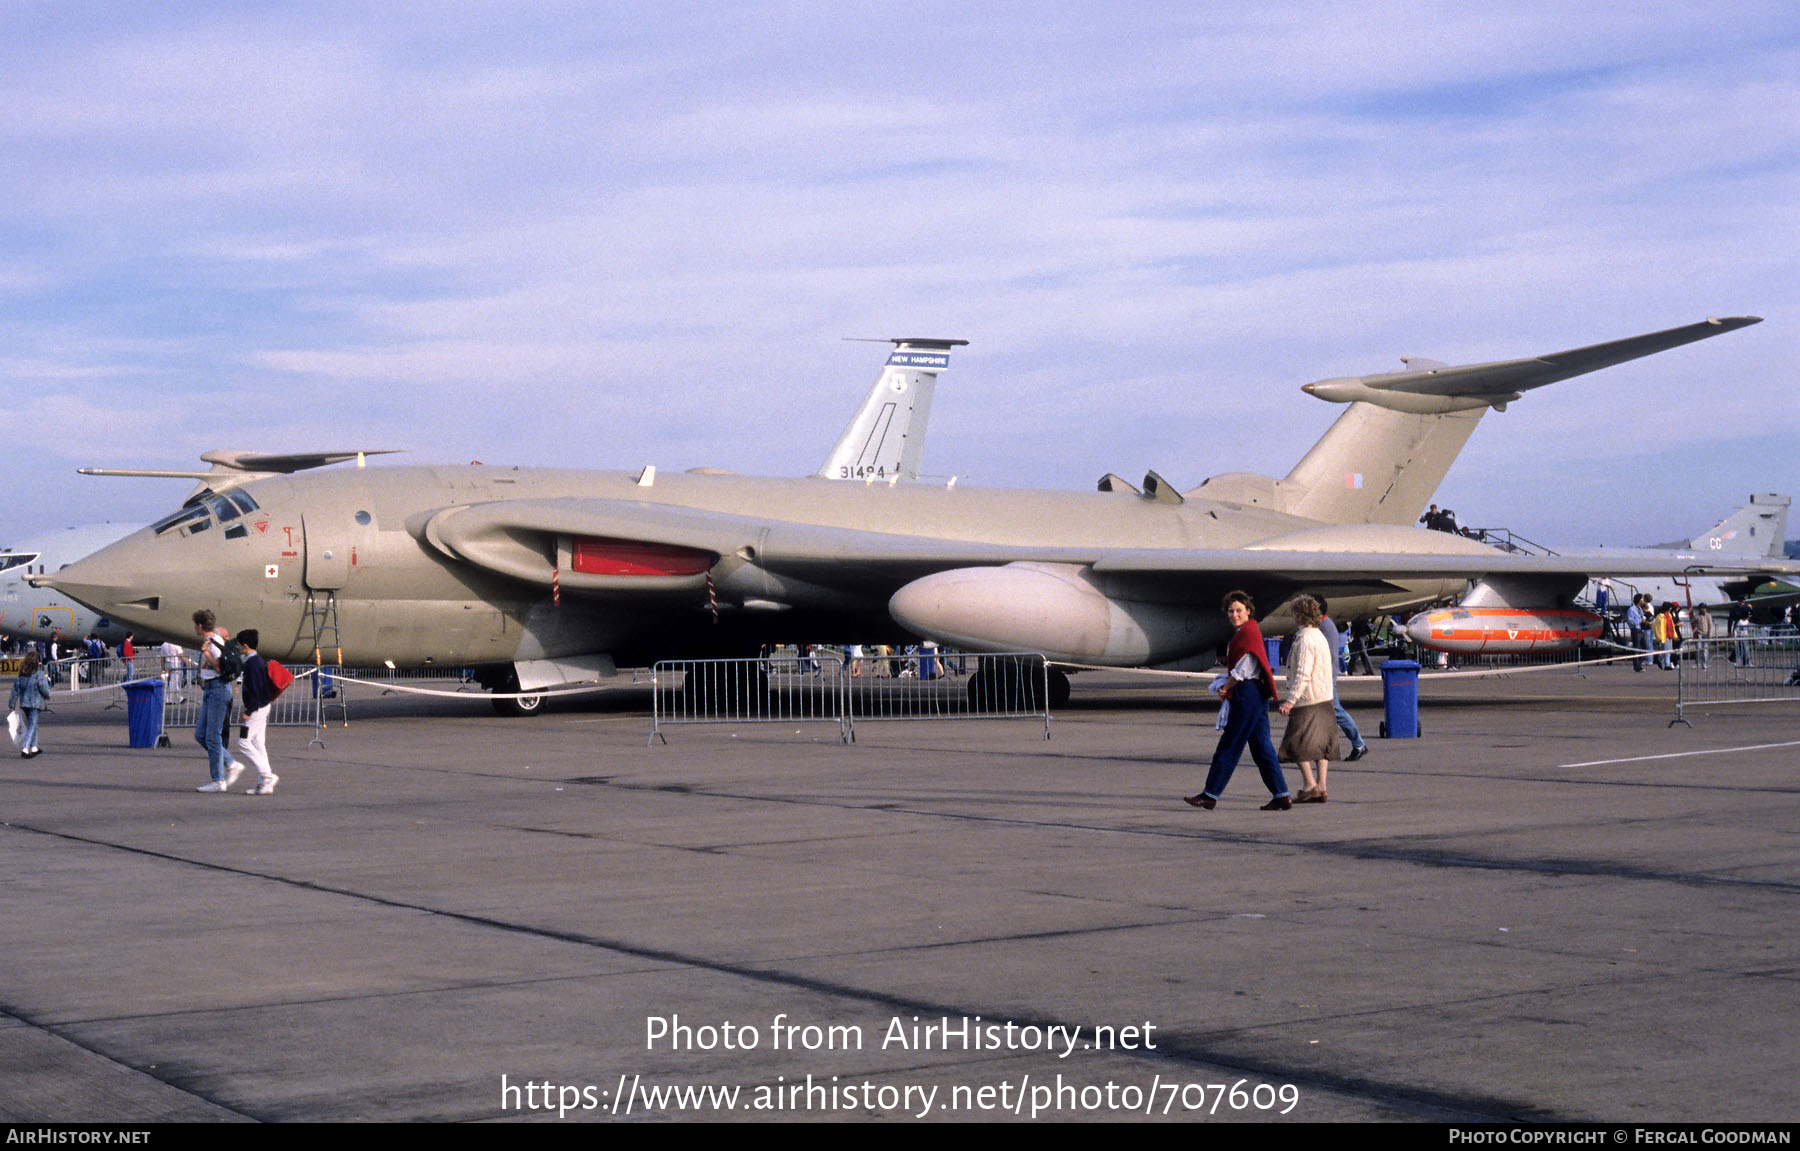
[1278,595,1338,802]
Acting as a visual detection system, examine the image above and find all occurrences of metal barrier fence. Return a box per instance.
[158,666,337,737]
[35,653,132,691]
[1673,636,1800,726]
[156,664,360,750]
[0,654,338,747]
[2,655,140,712]
[650,652,1053,744]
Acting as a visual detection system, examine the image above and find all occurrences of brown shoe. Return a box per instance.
[1183,793,1217,810]
[1298,789,1328,804]
[1261,796,1292,811]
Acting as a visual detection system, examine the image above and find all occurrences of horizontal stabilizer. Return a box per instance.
[1301,316,1761,414]
[1277,315,1762,527]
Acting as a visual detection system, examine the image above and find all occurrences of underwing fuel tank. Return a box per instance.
[1404,606,1603,654]
[888,562,1224,666]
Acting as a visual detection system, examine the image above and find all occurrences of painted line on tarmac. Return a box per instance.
[1561,739,1800,768]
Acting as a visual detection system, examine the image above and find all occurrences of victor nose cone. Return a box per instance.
[43,530,184,630]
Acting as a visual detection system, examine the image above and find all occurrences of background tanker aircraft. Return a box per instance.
[1608,491,1793,612]
[1403,492,1793,655]
[39,317,1795,713]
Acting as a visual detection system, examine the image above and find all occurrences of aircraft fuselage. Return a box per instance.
[48,464,1475,670]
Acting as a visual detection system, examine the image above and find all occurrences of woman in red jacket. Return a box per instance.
[1185,590,1293,811]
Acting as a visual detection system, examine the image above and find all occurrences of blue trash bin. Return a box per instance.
[1264,636,1284,670]
[122,678,165,749]
[1379,659,1420,739]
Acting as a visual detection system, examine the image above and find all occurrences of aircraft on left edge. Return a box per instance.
[1,523,140,645]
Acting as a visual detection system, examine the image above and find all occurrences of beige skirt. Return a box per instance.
[1279,700,1339,763]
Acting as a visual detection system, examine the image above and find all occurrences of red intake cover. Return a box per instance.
[571,537,712,577]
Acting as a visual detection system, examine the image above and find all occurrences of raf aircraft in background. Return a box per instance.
[1,523,138,644]
[1623,492,1794,610]
[39,317,1797,713]
[1403,492,1793,654]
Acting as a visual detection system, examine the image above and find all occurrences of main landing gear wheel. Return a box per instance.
[491,673,544,717]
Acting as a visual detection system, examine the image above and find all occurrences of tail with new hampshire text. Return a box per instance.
[817,338,966,482]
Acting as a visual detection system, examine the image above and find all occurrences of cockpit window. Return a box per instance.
[152,490,260,536]
[204,491,258,521]
[153,505,211,535]
[0,552,39,574]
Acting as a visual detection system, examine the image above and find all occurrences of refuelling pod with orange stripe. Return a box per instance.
[1403,606,1603,654]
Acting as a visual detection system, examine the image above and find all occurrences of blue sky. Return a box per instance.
[3,1,1795,547]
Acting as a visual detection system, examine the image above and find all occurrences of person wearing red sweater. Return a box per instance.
[1185,590,1292,811]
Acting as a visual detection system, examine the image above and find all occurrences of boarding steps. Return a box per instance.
[303,588,349,733]
[1459,526,1559,557]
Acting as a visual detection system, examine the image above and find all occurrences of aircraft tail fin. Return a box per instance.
[1279,404,1487,525]
[817,338,966,482]
[1260,317,1761,525]
[1680,493,1791,558]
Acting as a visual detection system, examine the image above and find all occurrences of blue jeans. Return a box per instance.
[196,679,238,782]
[1333,697,1363,749]
[19,706,39,750]
[1203,683,1289,801]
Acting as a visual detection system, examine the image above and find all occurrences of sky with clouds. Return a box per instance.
[3,1,1795,551]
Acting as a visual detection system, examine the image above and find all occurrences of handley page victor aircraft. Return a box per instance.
[39,316,1794,712]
